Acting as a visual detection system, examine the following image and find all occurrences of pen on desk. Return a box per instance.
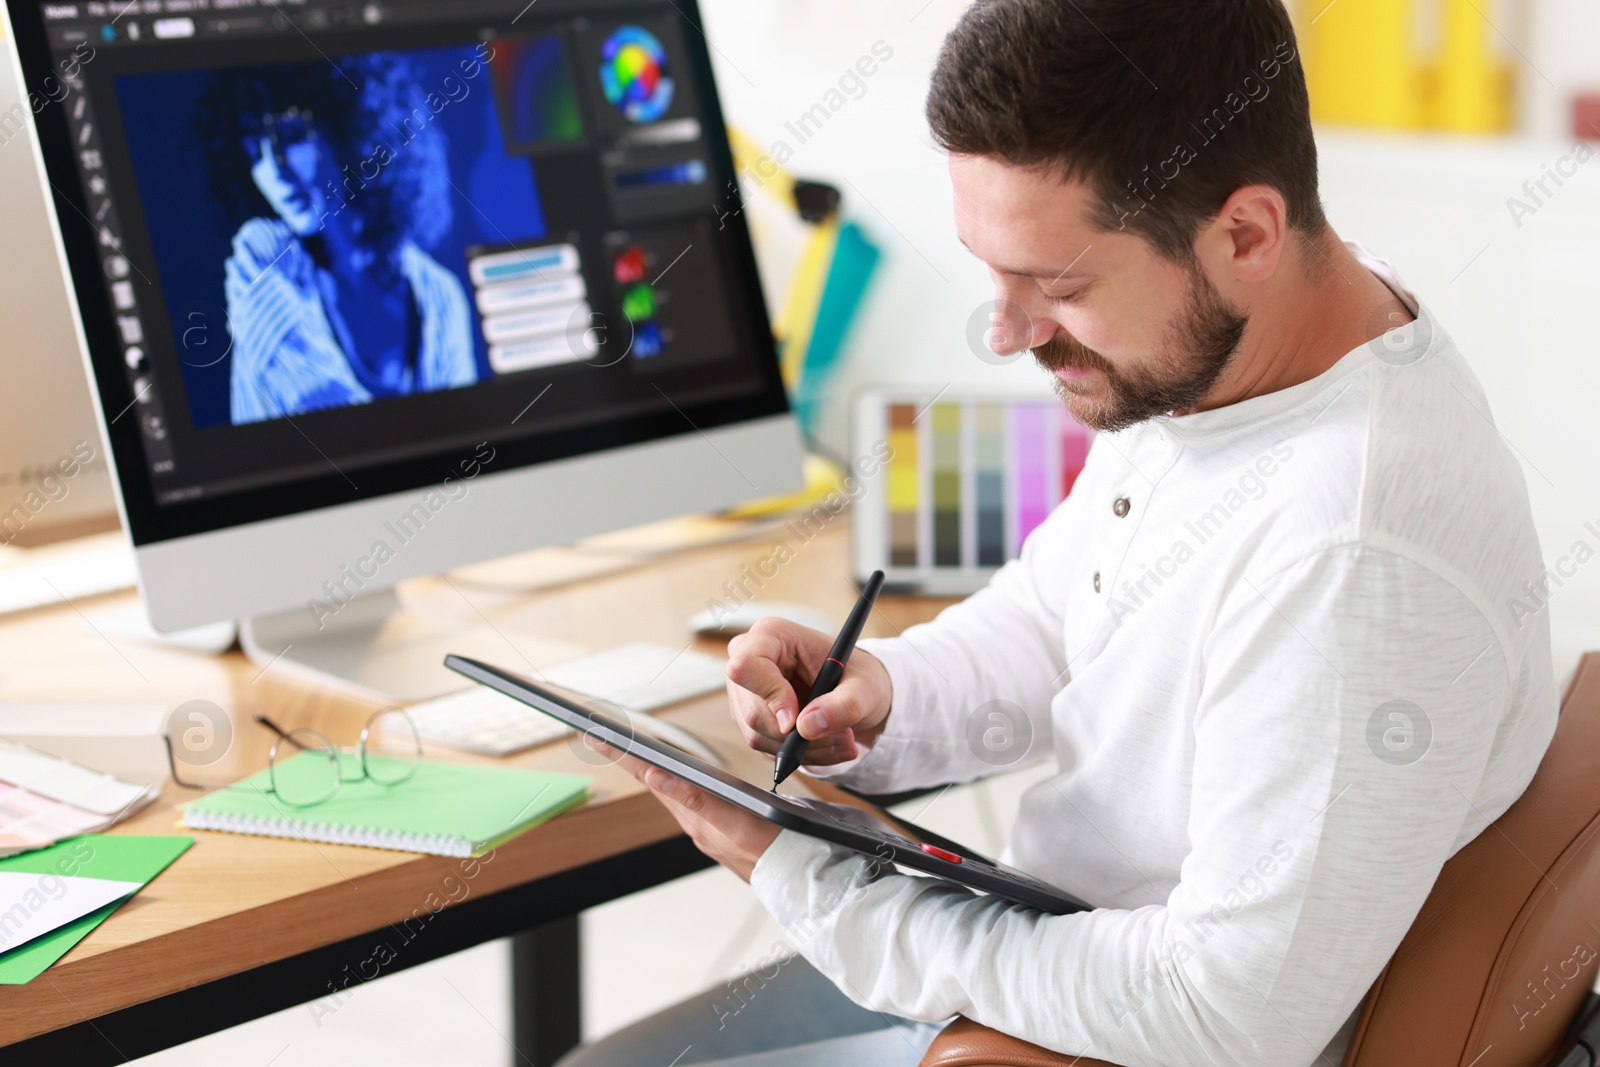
[772,569,885,792]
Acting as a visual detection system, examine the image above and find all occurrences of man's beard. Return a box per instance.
[1031,264,1248,433]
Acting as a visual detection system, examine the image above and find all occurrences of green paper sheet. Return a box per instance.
[0,835,192,984]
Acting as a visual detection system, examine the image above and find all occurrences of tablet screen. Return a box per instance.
[446,652,1085,914]
[443,653,950,847]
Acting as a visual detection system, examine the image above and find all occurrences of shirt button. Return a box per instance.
[1093,571,1101,593]
[1113,497,1131,517]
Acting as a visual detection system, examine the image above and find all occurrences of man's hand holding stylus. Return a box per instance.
[623,616,893,883]
[725,617,893,769]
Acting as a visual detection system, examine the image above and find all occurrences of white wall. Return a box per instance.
[1522,0,1600,139]
[699,0,1600,679]
[699,0,1055,450]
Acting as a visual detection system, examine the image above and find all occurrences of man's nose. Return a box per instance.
[984,281,1054,356]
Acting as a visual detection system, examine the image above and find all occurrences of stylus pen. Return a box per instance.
[771,570,885,791]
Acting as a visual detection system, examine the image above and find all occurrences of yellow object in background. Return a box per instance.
[1433,0,1515,132]
[1299,0,1515,134]
[1303,0,1427,128]
[887,414,919,515]
[773,218,840,391]
[726,125,842,391]
[726,126,796,209]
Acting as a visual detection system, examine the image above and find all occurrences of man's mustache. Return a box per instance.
[1031,334,1115,377]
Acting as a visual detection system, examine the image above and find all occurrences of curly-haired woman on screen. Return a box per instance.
[195,53,476,426]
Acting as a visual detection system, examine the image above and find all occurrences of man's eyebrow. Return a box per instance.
[957,237,1095,282]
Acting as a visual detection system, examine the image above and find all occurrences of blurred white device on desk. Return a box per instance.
[85,601,238,654]
[0,535,239,653]
[0,701,169,785]
[0,533,135,617]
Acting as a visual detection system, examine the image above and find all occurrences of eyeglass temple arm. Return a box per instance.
[166,716,317,791]
[255,715,313,750]
[162,734,205,790]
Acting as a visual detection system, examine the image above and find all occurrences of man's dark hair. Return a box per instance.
[926,0,1327,263]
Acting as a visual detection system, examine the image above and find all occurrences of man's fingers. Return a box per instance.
[726,681,799,752]
[797,727,859,767]
[642,765,679,800]
[728,619,838,729]
[616,752,710,808]
[727,631,802,732]
[723,620,890,772]
[642,774,708,847]
[796,688,868,739]
[609,748,651,779]
[761,728,858,769]
[731,699,785,755]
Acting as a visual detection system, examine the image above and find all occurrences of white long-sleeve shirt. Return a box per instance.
[748,245,1558,1067]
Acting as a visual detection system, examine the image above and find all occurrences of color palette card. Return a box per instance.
[852,390,1094,594]
[0,783,110,856]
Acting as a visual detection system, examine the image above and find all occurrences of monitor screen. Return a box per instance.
[8,0,786,546]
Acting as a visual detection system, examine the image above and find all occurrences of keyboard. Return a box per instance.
[408,687,575,756]
[0,534,136,617]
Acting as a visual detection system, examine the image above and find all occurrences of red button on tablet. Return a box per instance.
[919,843,962,864]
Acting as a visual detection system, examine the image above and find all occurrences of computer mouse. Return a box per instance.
[689,600,835,638]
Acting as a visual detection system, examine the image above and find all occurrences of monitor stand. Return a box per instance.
[240,587,579,704]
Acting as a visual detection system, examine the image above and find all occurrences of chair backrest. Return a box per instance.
[920,653,1600,1067]
[1343,652,1600,1067]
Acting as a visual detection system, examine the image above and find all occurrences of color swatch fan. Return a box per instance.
[852,390,1094,595]
[599,26,674,123]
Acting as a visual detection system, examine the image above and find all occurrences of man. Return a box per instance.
[569,1,1557,1064]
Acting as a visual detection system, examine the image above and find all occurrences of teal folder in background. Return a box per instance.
[795,219,880,435]
[181,755,591,857]
[0,834,192,984]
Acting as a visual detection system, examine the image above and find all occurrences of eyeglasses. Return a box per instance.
[167,708,421,807]
[257,710,422,807]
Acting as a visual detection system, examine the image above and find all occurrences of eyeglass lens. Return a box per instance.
[268,728,341,807]
[361,709,422,786]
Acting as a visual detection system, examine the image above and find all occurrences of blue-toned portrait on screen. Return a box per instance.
[195,55,473,424]
[114,45,549,430]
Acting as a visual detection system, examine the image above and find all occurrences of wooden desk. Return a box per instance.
[0,520,950,1064]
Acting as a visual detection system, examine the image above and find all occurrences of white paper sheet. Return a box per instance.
[0,871,143,955]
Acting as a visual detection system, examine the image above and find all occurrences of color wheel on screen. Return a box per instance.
[599,26,675,123]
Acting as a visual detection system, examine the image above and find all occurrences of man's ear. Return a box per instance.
[1198,184,1289,285]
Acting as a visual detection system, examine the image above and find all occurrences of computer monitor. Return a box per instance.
[0,35,116,545]
[4,0,803,698]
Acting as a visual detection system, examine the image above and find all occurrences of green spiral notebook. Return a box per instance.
[180,755,591,857]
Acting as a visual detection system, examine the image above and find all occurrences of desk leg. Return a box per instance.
[512,915,582,1066]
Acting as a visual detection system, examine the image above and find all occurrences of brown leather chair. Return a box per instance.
[920,652,1600,1067]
